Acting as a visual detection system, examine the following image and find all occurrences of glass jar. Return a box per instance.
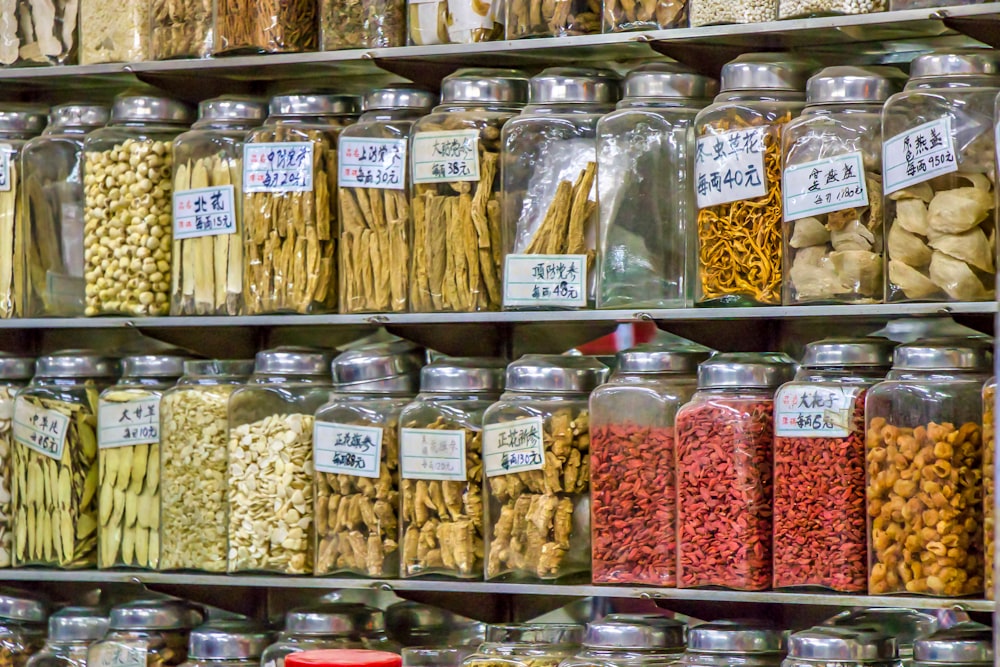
[285,651,401,667]
[680,622,785,667]
[313,340,423,578]
[243,93,360,315]
[409,69,529,313]
[779,0,886,18]
[590,342,708,586]
[159,359,253,572]
[170,96,267,316]
[97,353,187,569]
[603,0,687,31]
[404,649,475,667]
[783,629,900,667]
[865,338,992,596]
[502,68,619,310]
[782,67,904,305]
[883,51,999,303]
[338,87,436,314]
[407,0,502,44]
[890,0,987,9]
[320,0,405,49]
[466,624,585,667]
[227,347,334,574]
[182,621,273,667]
[482,355,609,581]
[0,590,48,667]
[213,0,317,54]
[822,609,938,664]
[675,352,797,590]
[12,350,118,567]
[773,337,894,592]
[504,0,600,37]
[912,623,991,667]
[151,0,212,59]
[79,0,150,63]
[597,65,716,309]
[397,357,505,579]
[0,355,33,568]
[385,601,485,648]
[0,1,77,65]
[22,104,109,318]
[693,54,812,306]
[983,376,995,599]
[88,600,199,667]
[562,614,686,667]
[83,92,195,317]
[261,604,398,667]
[689,0,775,26]
[28,607,107,667]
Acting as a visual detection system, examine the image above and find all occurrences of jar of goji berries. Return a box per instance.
[772,337,894,592]
[466,624,585,667]
[783,628,900,667]
[865,337,993,596]
[675,352,797,590]
[561,614,685,667]
[983,376,995,599]
[482,356,609,581]
[681,622,785,667]
[589,342,710,586]
[912,624,991,667]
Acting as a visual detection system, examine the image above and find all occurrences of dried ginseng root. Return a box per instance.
[521,161,597,265]
[603,0,687,31]
[151,0,213,58]
[505,0,601,38]
[340,189,410,313]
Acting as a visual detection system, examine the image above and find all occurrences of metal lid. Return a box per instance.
[121,353,190,379]
[697,352,797,389]
[687,621,785,654]
[182,359,255,378]
[46,103,109,132]
[891,337,992,371]
[269,92,362,117]
[800,338,895,368]
[419,357,506,393]
[823,609,938,650]
[385,601,480,645]
[0,353,34,380]
[806,66,905,104]
[108,600,201,631]
[440,69,530,105]
[198,96,268,123]
[189,621,274,660]
[35,350,119,379]
[285,603,385,637]
[0,589,48,623]
[623,63,718,100]
[364,86,437,112]
[110,92,194,125]
[788,628,896,661]
[584,614,685,650]
[504,355,609,393]
[617,343,712,374]
[914,623,993,664]
[908,50,1000,81]
[0,105,47,135]
[485,623,585,645]
[332,341,423,386]
[255,347,335,377]
[529,67,620,105]
[720,53,815,92]
[47,607,109,642]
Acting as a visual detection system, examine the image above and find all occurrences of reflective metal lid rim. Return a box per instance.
[110,92,194,125]
[696,352,798,389]
[364,86,437,112]
[485,623,586,645]
[47,103,110,131]
[686,621,785,653]
[35,350,119,378]
[616,343,713,374]
[441,68,531,105]
[504,355,609,393]
[623,63,719,100]
[805,66,905,104]
[0,354,34,380]
[182,359,255,378]
[47,607,109,642]
[800,337,895,368]
[584,614,685,650]
[198,96,268,123]
[913,623,993,664]
[108,600,201,631]
[285,604,385,636]
[0,589,48,623]
[720,53,816,92]
[908,50,1000,81]
[189,621,274,660]
[331,341,424,385]
[0,105,47,135]
[419,357,506,393]
[891,337,993,371]
[787,627,897,661]
[255,347,336,377]
[269,92,363,117]
[529,67,621,105]
[823,608,938,650]
[121,353,191,378]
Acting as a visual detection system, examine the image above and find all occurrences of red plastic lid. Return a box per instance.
[286,650,402,667]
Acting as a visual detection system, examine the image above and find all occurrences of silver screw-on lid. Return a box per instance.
[269,92,362,117]
[720,53,815,92]
[806,66,905,104]
[0,105,47,134]
[108,600,202,631]
[697,352,797,389]
[617,343,712,374]
[121,353,190,379]
[788,628,896,661]
[189,621,274,660]
[332,340,424,386]
[0,353,34,380]
[823,608,938,653]
[0,589,48,623]
[285,604,385,636]
[182,359,255,378]
[529,67,620,105]
[584,614,685,650]
[800,338,895,368]
[385,601,481,645]
[441,69,530,105]
[46,103,109,132]
[891,337,992,371]
[364,86,437,112]
[623,63,718,100]
[908,50,1000,81]
[254,347,335,377]
[687,621,785,654]
[35,350,119,379]
[110,92,194,125]
[47,607,109,642]
[485,623,585,645]
[504,355,609,393]
[198,96,268,123]
[419,357,506,393]
[913,623,993,664]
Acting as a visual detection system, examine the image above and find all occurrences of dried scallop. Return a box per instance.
[895,199,929,236]
[789,217,830,248]
[927,187,994,235]
[888,223,931,268]
[889,260,938,299]
[928,251,987,301]
[928,227,995,273]
[830,220,875,251]
[829,250,881,296]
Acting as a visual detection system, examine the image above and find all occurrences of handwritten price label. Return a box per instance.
[411,130,480,183]
[400,428,467,481]
[243,142,314,193]
[503,254,587,308]
[92,645,147,667]
[13,398,70,460]
[695,127,767,208]
[483,417,545,477]
[0,144,12,192]
[783,152,869,221]
[338,137,406,190]
[98,396,160,448]
[173,185,236,239]
[775,385,860,438]
[314,422,383,479]
[884,117,957,194]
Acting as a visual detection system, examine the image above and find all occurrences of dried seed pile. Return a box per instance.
[984,382,995,599]
[689,0,775,24]
[506,0,600,37]
[80,0,149,63]
[778,0,885,18]
[340,189,409,313]
[151,0,212,58]
[320,0,405,49]
[214,0,317,53]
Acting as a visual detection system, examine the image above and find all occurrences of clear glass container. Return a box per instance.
[385,601,485,648]
[680,622,785,667]
[407,0,502,44]
[983,376,995,599]
[182,620,273,667]
[79,0,150,63]
[88,600,200,667]
[772,338,894,592]
[243,93,360,315]
[883,51,999,303]
[465,624,585,667]
[314,340,423,578]
[0,355,33,568]
[151,0,212,59]
[562,614,686,667]
[675,352,797,590]
[890,0,988,10]
[603,0,687,32]
[227,347,335,575]
[689,0,776,26]
[0,0,78,65]
[783,629,900,667]
[22,104,109,318]
[409,69,529,313]
[596,65,716,309]
[0,590,49,667]
[82,92,195,317]
[213,0,318,54]
[337,87,436,314]
[782,67,904,305]
[693,54,812,307]
[404,649,476,667]
[865,338,992,596]
[482,356,609,581]
[320,0,405,49]
[97,353,187,569]
[504,0,600,38]
[502,68,619,310]
[779,0,886,18]
[11,350,118,568]
[397,357,505,578]
[159,359,253,572]
[170,96,267,316]
[822,609,938,664]
[912,623,991,667]
[27,606,109,667]
[261,604,399,667]
[589,343,707,585]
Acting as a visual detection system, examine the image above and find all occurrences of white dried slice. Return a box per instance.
[829,250,882,297]
[789,217,830,248]
[929,251,988,300]
[889,182,933,202]
[927,186,994,235]
[888,222,931,268]
[889,260,939,299]
[959,172,992,192]
[895,198,929,236]
[790,248,843,300]
[928,227,995,274]
[830,219,875,251]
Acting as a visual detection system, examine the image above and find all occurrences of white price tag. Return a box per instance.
[775,385,861,438]
[400,428,467,481]
[783,152,869,221]
[0,144,12,193]
[483,417,545,477]
[338,137,406,190]
[13,398,70,460]
[883,117,957,195]
[243,142,314,193]
[412,130,480,183]
[314,422,383,479]
[98,396,160,448]
[92,645,147,667]
[173,185,237,239]
[503,254,586,308]
[695,127,767,208]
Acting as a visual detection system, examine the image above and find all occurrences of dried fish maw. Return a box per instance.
[959,172,992,192]
[896,198,929,236]
[927,187,994,235]
[789,217,829,248]
[830,219,875,252]
[889,260,939,299]
[888,223,931,268]
[889,182,933,202]
[929,251,987,300]
[789,248,842,300]
[929,227,995,273]
[829,250,882,297]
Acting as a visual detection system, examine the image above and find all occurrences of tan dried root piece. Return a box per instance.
[0,155,20,318]
[320,0,406,49]
[603,0,685,30]
[522,161,597,270]
[215,0,317,53]
[507,0,600,37]
[151,0,213,58]
[339,188,410,313]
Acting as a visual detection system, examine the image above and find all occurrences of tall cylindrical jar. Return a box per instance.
[0,355,34,569]
[912,624,992,667]
[21,104,109,318]
[313,341,423,578]
[0,591,49,667]
[482,355,608,581]
[674,352,797,590]
[88,600,200,667]
[397,357,506,579]
[80,0,150,63]
[680,623,786,667]
[596,65,716,309]
[227,347,335,575]
[11,350,118,568]
[865,338,992,596]
[159,359,253,572]
[502,68,619,310]
[983,376,995,599]
[213,0,318,54]
[782,67,904,305]
[589,342,708,586]
[883,51,1000,303]
[261,604,398,667]
[693,54,812,306]
[242,93,360,315]
[783,629,900,667]
[409,69,529,313]
[183,621,274,667]
[772,338,893,592]
[171,96,268,316]
[338,87,436,314]
[151,0,212,59]
[83,92,195,317]
[561,615,686,667]
[26,606,108,667]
